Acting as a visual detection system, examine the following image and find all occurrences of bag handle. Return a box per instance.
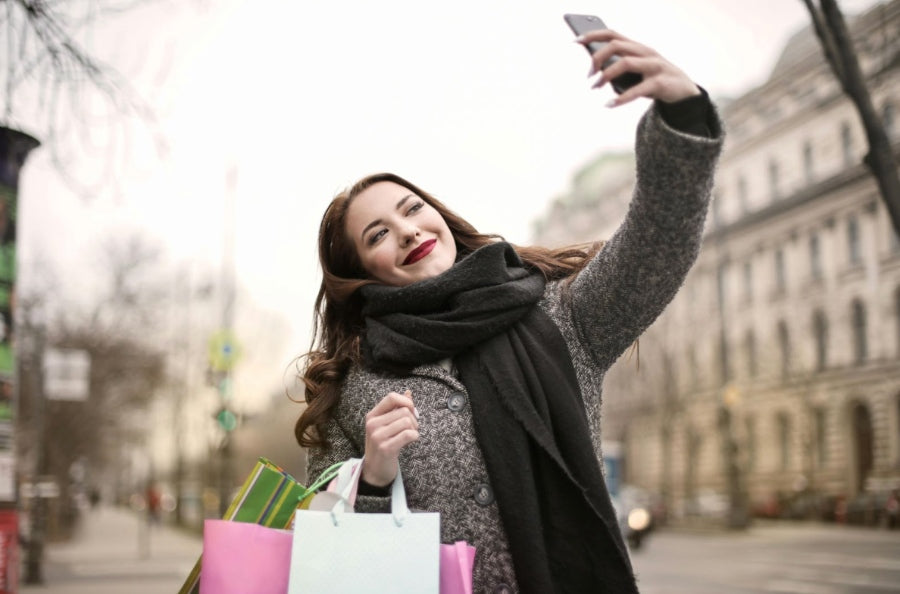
[297,460,345,504]
[330,458,410,528]
[332,458,363,504]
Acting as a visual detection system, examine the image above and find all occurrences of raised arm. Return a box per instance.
[567,30,724,369]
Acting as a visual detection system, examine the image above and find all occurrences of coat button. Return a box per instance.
[493,584,513,594]
[447,392,467,412]
[474,483,494,506]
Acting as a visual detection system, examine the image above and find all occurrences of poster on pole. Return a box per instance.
[0,508,17,593]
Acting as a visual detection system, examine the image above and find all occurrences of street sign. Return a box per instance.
[19,481,59,499]
[43,348,90,401]
[207,331,241,372]
[214,408,237,432]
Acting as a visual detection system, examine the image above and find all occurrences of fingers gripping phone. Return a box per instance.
[564,14,643,94]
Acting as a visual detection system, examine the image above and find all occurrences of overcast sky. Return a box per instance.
[13,0,884,409]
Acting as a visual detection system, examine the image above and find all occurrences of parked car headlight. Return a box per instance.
[627,507,651,531]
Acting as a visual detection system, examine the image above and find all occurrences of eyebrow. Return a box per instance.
[359,194,414,241]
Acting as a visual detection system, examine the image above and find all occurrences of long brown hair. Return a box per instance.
[294,173,600,449]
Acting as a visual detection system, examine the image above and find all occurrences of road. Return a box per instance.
[18,507,900,593]
[631,521,900,593]
[20,505,202,594]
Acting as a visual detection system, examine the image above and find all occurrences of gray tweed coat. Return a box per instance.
[306,103,723,593]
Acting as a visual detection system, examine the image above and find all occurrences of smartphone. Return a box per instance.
[563,14,642,94]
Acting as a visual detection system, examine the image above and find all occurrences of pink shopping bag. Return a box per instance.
[200,519,293,594]
[440,540,476,594]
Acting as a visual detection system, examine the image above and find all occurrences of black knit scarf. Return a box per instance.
[360,242,638,594]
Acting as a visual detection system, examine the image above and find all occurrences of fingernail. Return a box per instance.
[574,35,585,43]
[413,407,420,420]
[605,98,618,108]
[587,64,596,77]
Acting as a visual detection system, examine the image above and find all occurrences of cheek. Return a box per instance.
[362,247,398,279]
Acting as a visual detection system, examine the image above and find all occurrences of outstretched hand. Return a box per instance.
[576,29,701,106]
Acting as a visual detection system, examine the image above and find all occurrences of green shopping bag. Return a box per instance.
[178,457,340,594]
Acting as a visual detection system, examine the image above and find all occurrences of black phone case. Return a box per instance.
[563,14,642,94]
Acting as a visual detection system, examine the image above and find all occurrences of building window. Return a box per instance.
[851,299,868,364]
[768,159,780,200]
[778,320,791,378]
[847,215,861,265]
[687,344,698,389]
[896,287,900,358]
[737,175,749,213]
[814,407,827,469]
[813,310,828,371]
[841,121,854,166]
[716,262,728,309]
[745,416,756,471]
[745,329,758,378]
[743,261,753,303]
[896,394,900,464]
[719,335,731,385]
[803,140,814,184]
[809,233,823,280]
[775,248,787,294]
[777,412,791,471]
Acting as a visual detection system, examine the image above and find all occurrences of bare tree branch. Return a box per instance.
[800,0,900,234]
[2,0,177,198]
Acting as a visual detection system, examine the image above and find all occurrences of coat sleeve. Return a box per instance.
[567,101,724,371]
[305,419,361,488]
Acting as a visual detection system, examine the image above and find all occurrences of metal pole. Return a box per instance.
[218,164,237,517]
[24,328,46,584]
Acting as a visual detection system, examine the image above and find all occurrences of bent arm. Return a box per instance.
[305,409,394,513]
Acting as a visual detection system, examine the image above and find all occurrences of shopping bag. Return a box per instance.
[199,520,292,594]
[440,541,476,594]
[288,458,440,593]
[178,457,341,594]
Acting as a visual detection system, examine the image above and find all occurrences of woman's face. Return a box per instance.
[345,181,457,287]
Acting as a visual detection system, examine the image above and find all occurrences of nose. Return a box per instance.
[399,223,420,246]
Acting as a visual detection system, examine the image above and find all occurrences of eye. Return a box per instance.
[406,201,424,215]
[367,228,388,246]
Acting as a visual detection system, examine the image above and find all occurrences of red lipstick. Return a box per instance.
[403,239,436,265]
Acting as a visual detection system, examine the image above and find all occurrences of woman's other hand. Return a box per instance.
[361,389,419,487]
[577,29,701,107]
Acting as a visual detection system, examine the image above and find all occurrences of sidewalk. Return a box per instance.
[21,506,202,594]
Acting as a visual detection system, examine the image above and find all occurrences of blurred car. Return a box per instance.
[611,485,655,550]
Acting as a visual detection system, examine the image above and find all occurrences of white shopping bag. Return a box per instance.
[288,458,440,594]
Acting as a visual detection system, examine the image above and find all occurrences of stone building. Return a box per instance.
[532,0,900,521]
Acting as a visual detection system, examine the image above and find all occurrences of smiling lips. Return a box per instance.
[403,239,437,265]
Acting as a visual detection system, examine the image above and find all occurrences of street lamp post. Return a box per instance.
[719,385,749,529]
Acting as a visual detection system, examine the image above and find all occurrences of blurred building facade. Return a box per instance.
[532,0,900,521]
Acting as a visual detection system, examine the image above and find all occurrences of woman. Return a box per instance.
[295,29,723,593]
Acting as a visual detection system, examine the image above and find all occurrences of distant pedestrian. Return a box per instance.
[146,484,161,525]
[886,490,899,530]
